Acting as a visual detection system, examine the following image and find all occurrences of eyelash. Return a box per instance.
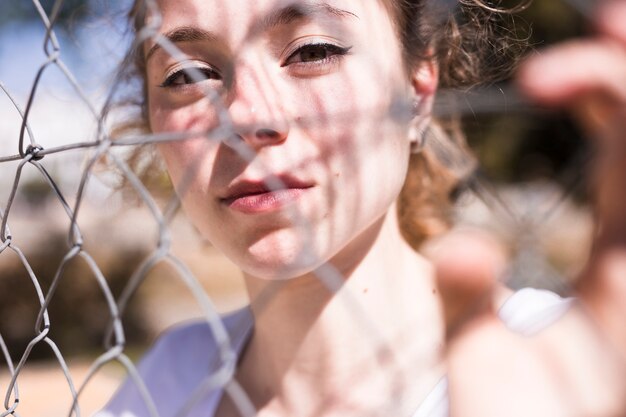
[159,66,221,88]
[281,42,352,68]
[158,42,351,89]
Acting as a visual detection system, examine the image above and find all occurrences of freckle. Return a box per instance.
[363,288,369,294]
[377,348,393,365]
[432,289,437,294]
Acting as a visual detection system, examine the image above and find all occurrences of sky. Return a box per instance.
[0,1,131,196]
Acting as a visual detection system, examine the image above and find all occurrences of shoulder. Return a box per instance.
[96,307,253,417]
[144,307,253,367]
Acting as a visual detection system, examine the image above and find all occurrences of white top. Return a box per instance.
[96,288,572,417]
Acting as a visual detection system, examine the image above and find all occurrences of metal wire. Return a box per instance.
[0,0,599,416]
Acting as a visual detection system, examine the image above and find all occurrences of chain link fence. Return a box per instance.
[0,0,600,416]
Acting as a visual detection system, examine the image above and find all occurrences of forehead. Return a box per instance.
[152,0,393,43]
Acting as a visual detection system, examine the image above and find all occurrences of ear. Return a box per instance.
[412,58,438,115]
[408,59,439,152]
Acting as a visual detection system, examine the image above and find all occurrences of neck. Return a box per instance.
[237,206,445,416]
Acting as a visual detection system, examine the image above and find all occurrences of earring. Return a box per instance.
[408,124,426,154]
[409,98,430,154]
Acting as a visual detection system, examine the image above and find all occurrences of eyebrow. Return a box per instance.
[261,2,358,30]
[146,26,218,62]
[144,1,358,62]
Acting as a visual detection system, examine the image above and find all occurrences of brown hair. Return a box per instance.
[104,0,530,245]
[387,0,530,247]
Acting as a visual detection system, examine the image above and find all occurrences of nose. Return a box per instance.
[227,66,289,149]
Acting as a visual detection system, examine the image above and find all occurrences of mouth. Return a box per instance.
[220,176,315,214]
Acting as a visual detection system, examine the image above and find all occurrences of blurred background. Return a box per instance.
[0,0,594,415]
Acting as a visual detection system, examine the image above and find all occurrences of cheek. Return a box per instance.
[300,76,410,231]
[148,92,222,136]
[302,68,409,163]
[149,95,223,187]
[155,139,218,205]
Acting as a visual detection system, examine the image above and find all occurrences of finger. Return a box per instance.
[518,0,626,107]
[425,229,505,340]
[596,0,626,44]
[517,40,626,108]
[578,250,626,361]
[588,120,626,248]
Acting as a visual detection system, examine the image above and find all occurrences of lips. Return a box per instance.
[220,175,315,214]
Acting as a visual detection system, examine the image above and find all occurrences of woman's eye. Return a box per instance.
[160,67,220,88]
[282,43,352,67]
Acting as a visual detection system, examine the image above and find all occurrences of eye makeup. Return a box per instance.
[279,39,353,77]
[159,61,222,88]
[281,42,352,66]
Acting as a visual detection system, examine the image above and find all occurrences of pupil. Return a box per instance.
[302,46,327,62]
[179,70,211,84]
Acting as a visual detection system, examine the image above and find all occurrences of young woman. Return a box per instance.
[98,0,626,416]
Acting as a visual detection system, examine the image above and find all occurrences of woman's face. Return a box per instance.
[146,0,436,278]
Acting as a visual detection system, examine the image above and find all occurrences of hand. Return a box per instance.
[433,1,626,415]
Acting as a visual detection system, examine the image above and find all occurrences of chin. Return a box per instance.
[230,230,329,280]
[237,254,326,281]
